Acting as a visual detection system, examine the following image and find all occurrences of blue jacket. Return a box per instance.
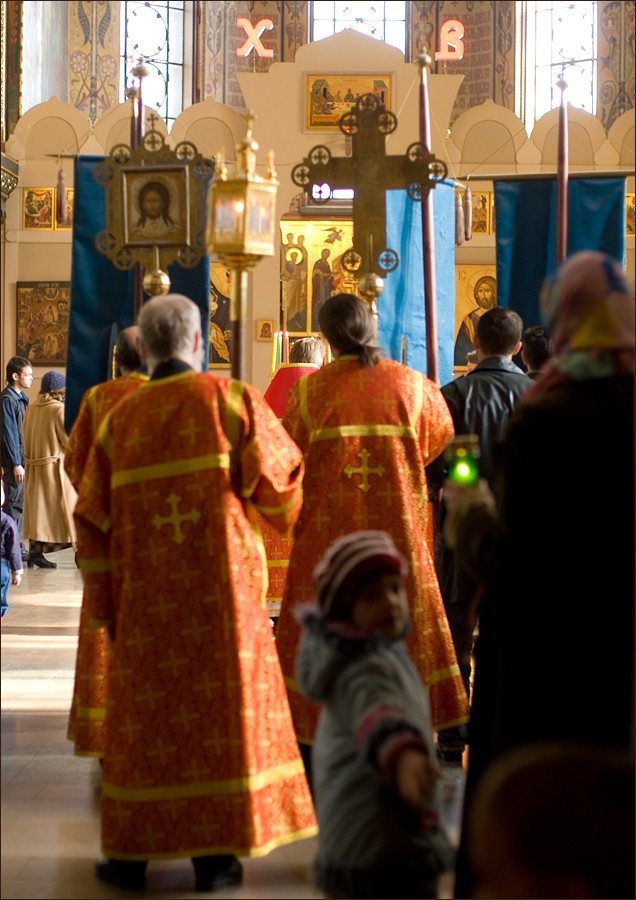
[1,511,23,573]
[1,386,29,468]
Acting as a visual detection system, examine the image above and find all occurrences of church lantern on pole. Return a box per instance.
[206,111,279,382]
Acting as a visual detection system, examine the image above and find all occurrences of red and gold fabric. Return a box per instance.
[261,364,319,615]
[75,371,316,859]
[275,356,469,743]
[66,372,148,758]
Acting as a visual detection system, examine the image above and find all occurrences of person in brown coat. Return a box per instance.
[22,371,76,569]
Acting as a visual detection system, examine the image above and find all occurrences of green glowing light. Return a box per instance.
[456,462,470,478]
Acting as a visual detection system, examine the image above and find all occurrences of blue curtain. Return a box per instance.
[379,182,456,387]
[66,156,210,432]
[494,178,626,329]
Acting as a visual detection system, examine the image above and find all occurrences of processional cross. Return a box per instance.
[291,93,448,279]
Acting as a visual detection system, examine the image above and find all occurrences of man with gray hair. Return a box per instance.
[74,295,316,891]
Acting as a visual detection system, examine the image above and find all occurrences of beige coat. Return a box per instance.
[23,394,77,545]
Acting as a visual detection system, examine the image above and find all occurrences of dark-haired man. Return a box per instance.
[1,357,33,560]
[427,308,533,762]
[521,325,554,380]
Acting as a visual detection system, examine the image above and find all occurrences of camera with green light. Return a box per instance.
[444,435,480,488]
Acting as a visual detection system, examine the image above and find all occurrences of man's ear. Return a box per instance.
[193,329,202,354]
[512,340,522,357]
[473,334,481,350]
[521,348,528,366]
[138,338,149,362]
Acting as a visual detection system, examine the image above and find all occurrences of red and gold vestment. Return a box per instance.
[275,357,469,742]
[261,363,320,615]
[66,372,148,757]
[75,370,316,859]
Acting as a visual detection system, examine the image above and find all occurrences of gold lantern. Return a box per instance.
[206,111,278,381]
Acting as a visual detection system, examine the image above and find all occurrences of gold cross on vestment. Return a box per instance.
[169,560,203,592]
[180,616,213,645]
[344,449,386,493]
[145,738,177,765]
[130,482,160,511]
[192,671,222,700]
[157,798,188,820]
[135,683,167,710]
[138,823,167,851]
[178,417,210,446]
[182,758,212,782]
[192,814,220,841]
[157,648,189,678]
[119,714,143,743]
[327,482,349,508]
[108,800,133,827]
[169,704,201,732]
[147,594,178,623]
[123,427,154,451]
[151,493,201,545]
[124,627,155,655]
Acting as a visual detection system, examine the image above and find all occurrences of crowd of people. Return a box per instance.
[1,250,633,899]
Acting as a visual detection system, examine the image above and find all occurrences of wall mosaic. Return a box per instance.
[598,0,635,131]
[68,1,120,129]
[412,1,515,124]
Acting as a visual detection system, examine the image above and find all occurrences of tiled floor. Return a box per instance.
[1,549,464,899]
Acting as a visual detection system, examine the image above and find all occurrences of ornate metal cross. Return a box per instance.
[292,94,448,277]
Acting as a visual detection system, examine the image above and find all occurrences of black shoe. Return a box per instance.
[95,858,147,890]
[436,746,464,764]
[26,553,57,569]
[192,856,243,892]
[21,549,29,562]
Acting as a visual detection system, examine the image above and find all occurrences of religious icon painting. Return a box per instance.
[16,282,71,365]
[256,319,274,341]
[122,167,190,247]
[626,194,635,237]
[454,265,497,370]
[23,188,54,230]
[470,192,491,235]
[54,189,75,230]
[209,262,232,369]
[280,219,356,335]
[306,73,393,130]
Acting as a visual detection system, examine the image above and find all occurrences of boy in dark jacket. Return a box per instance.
[296,531,453,900]
[1,481,23,618]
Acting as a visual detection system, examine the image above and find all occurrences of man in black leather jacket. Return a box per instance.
[426,308,533,762]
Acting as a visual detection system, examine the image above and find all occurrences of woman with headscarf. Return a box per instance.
[446,252,635,896]
[275,293,469,760]
[22,371,77,568]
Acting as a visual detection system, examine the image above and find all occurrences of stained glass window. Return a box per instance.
[525,1,597,126]
[311,1,407,56]
[120,1,186,128]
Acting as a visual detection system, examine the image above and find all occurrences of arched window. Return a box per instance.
[311,2,408,57]
[120,0,192,128]
[523,0,597,127]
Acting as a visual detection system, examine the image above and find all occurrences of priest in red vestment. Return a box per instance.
[275,294,469,749]
[75,296,316,892]
[261,337,325,615]
[65,327,147,758]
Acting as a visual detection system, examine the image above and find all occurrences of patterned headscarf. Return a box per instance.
[527,251,635,401]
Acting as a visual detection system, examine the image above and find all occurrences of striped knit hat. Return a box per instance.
[313,530,408,619]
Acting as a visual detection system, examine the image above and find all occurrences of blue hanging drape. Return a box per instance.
[379,181,456,387]
[494,177,626,328]
[66,155,210,432]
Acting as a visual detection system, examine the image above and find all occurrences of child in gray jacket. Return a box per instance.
[295,530,454,900]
